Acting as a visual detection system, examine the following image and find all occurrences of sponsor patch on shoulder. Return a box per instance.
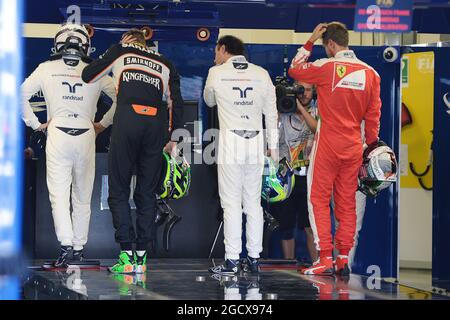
[333,64,366,91]
[233,62,248,70]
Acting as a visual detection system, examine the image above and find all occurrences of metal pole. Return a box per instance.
[208,221,223,259]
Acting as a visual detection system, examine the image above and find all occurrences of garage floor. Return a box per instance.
[21,259,450,300]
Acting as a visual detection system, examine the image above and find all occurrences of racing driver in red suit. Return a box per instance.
[288,22,381,275]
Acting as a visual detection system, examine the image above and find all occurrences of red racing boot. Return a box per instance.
[335,255,350,277]
[300,256,334,275]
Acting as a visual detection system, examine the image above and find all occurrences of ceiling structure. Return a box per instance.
[25,0,450,34]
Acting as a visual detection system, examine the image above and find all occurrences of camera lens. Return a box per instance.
[385,51,393,60]
[284,100,292,109]
[278,97,296,113]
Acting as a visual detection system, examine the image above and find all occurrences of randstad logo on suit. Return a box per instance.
[234,100,254,106]
[62,82,84,101]
[63,95,84,101]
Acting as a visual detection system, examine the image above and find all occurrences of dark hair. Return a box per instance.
[122,28,146,45]
[217,35,245,56]
[322,22,349,47]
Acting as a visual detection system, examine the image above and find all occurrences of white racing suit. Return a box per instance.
[22,57,117,250]
[203,55,278,260]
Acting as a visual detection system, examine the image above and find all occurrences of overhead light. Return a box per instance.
[197,27,210,41]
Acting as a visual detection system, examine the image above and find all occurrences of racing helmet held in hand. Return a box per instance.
[261,157,295,203]
[54,23,91,58]
[358,141,398,197]
[158,152,191,200]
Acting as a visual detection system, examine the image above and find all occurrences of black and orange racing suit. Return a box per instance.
[82,42,183,251]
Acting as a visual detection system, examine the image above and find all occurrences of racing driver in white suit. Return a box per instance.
[203,35,278,275]
[21,24,117,267]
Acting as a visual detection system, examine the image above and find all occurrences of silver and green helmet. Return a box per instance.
[158,152,191,200]
[261,157,295,203]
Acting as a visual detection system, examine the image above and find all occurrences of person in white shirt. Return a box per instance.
[203,35,278,275]
[270,81,319,264]
[21,23,117,267]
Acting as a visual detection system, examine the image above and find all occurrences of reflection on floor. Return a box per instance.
[22,259,450,300]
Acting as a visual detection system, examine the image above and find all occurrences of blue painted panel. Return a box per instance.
[412,8,450,33]
[432,47,450,285]
[24,38,53,124]
[294,7,356,31]
[402,46,450,286]
[25,0,62,23]
[216,3,299,29]
[0,0,23,300]
[24,0,450,33]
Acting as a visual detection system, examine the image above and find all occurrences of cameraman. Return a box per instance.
[270,81,318,263]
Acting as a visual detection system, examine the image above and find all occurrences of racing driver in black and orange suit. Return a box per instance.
[82,29,183,274]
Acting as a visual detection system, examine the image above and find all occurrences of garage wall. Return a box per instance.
[24,23,449,46]
[219,28,450,46]
[399,189,433,268]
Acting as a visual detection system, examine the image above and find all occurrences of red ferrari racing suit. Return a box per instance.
[288,41,381,256]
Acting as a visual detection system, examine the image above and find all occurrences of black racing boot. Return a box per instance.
[209,259,241,275]
[54,246,73,268]
[243,256,260,274]
[71,249,84,263]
